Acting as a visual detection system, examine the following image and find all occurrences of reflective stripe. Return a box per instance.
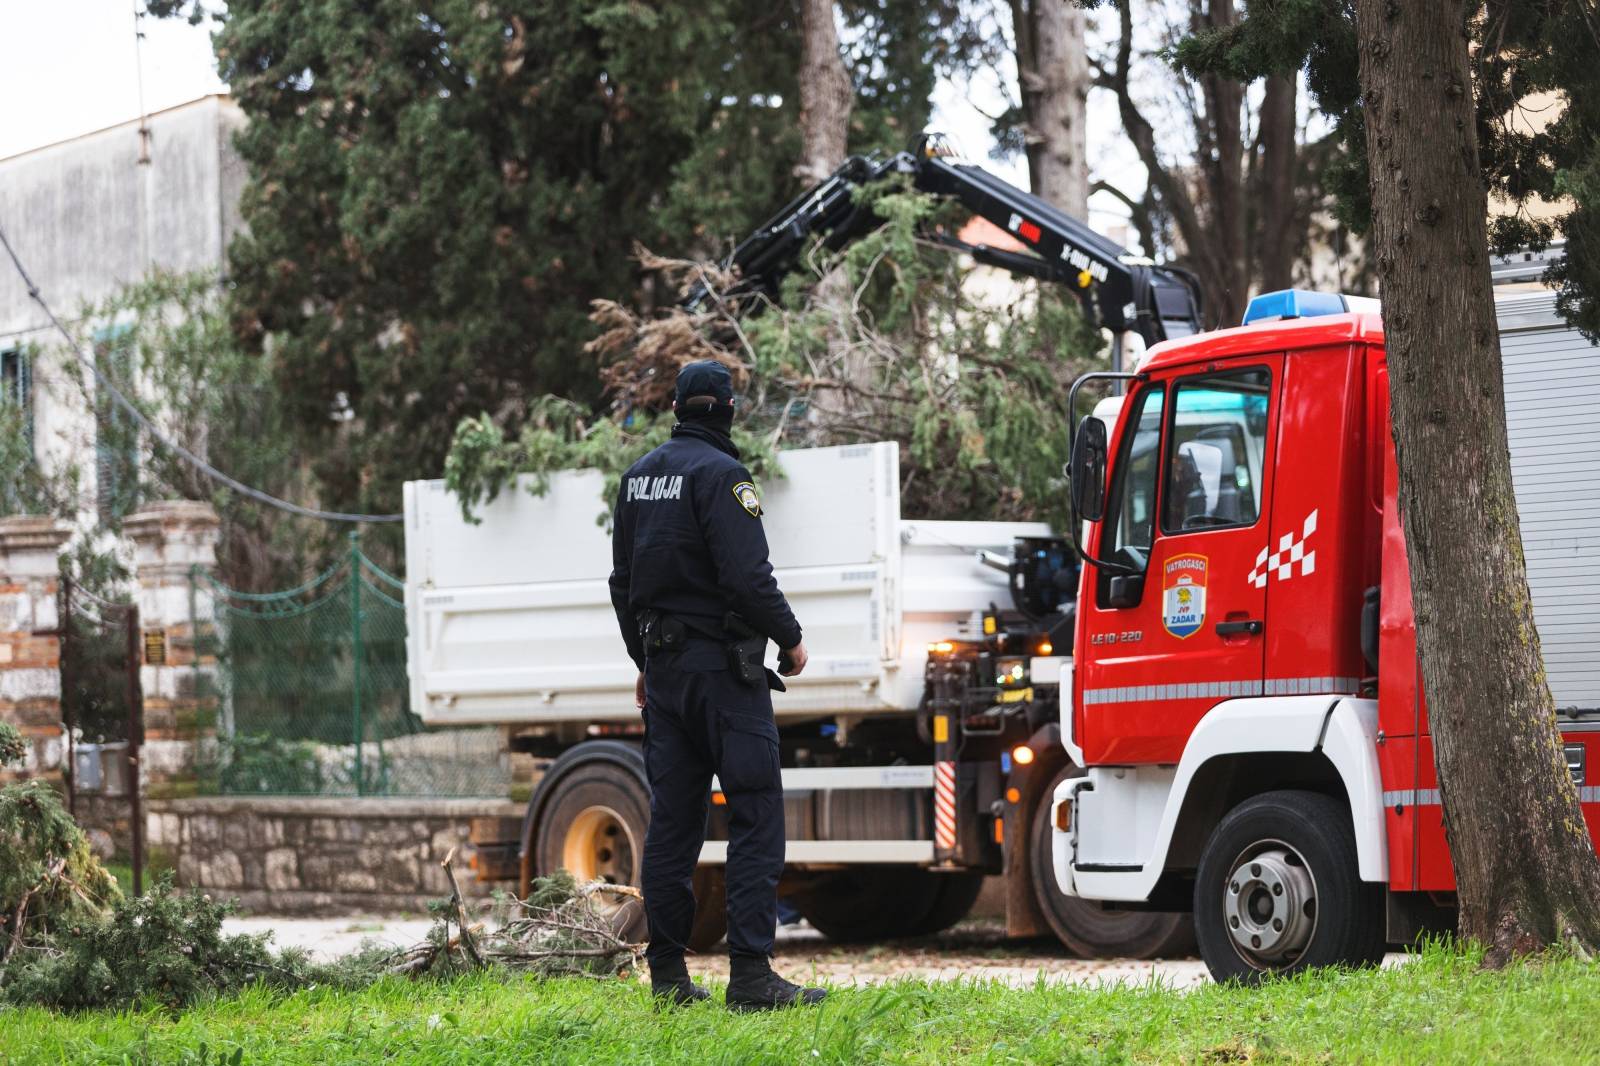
[1081,677,1360,706]
[1382,788,1442,808]
[1382,785,1600,808]
[934,761,958,851]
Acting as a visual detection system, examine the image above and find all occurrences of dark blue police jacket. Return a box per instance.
[608,422,802,670]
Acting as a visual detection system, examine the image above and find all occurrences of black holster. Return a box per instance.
[722,612,767,687]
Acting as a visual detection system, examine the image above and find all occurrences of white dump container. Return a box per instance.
[404,442,1047,725]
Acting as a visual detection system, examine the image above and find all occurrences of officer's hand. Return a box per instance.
[635,671,646,710]
[780,641,808,677]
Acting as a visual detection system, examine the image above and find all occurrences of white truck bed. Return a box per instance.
[404,442,1047,725]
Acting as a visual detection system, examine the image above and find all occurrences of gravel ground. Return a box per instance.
[223,915,1215,988]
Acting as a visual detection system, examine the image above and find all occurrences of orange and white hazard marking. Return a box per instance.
[934,760,957,851]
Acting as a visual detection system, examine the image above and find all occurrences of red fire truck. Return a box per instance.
[1053,286,1600,981]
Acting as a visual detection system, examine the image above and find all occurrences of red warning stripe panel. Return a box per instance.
[934,760,958,851]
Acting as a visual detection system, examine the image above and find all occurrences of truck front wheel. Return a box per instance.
[1193,790,1385,983]
[1029,765,1195,959]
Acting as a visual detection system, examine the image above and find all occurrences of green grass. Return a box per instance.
[101,854,175,899]
[4,945,1598,1065]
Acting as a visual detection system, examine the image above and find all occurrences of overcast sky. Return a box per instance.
[0,2,1143,242]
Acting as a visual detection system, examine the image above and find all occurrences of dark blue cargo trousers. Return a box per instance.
[641,642,784,965]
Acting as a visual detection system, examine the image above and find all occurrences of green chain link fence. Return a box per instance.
[190,535,508,798]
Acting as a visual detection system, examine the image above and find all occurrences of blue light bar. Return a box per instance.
[1241,289,1351,326]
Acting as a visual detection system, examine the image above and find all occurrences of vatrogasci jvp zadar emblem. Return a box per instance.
[1162,554,1208,639]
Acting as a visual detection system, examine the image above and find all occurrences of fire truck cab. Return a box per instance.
[1054,288,1600,981]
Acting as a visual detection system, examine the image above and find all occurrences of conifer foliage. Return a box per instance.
[445,185,1105,528]
[0,723,120,970]
[150,1,966,520]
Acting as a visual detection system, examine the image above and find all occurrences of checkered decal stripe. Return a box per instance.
[1248,509,1319,589]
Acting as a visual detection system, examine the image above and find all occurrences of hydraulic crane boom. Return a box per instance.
[685,136,1203,350]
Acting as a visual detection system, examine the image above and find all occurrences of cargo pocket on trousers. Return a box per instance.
[716,711,781,794]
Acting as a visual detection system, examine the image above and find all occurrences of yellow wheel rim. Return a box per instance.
[560,805,637,885]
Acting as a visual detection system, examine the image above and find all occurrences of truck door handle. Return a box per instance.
[1215,619,1264,637]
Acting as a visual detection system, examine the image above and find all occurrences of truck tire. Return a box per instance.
[1193,789,1385,983]
[1029,765,1195,959]
[792,867,943,942]
[686,867,729,952]
[904,873,987,937]
[531,754,724,951]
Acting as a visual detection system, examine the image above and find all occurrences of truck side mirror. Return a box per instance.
[1070,418,1108,523]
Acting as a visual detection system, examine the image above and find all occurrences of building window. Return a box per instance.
[0,347,30,459]
[94,329,140,524]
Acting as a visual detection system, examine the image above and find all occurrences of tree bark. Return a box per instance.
[795,0,860,428]
[1194,0,1246,319]
[1011,0,1090,217]
[796,0,852,184]
[1355,0,1600,966]
[1253,73,1298,291]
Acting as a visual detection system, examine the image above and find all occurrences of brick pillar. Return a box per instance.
[0,516,72,780]
[124,501,221,785]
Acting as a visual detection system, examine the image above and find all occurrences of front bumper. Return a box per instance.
[1048,773,1095,897]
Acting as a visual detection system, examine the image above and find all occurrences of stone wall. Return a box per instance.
[147,796,524,915]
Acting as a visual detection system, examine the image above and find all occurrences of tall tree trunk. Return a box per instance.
[1011,0,1090,216]
[1255,73,1298,291]
[1193,0,1247,323]
[796,0,852,184]
[795,0,860,427]
[1355,0,1600,965]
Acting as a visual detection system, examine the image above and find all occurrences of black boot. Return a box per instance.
[650,959,710,1007]
[725,956,826,1012]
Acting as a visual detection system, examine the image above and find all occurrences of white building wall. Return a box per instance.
[0,95,246,512]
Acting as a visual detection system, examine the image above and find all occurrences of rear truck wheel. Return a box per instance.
[531,752,724,952]
[791,866,943,942]
[687,867,729,952]
[1029,765,1196,959]
[904,872,987,937]
[1193,789,1385,983]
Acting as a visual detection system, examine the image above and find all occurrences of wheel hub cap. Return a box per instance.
[1222,846,1316,964]
[562,805,637,885]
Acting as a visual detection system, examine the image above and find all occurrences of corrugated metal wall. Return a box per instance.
[1500,296,1600,713]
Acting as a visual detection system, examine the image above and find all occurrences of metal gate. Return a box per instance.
[56,577,146,894]
[191,534,507,798]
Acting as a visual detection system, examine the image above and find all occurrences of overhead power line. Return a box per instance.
[0,224,403,524]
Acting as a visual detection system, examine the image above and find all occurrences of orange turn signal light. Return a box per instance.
[1038,641,1053,655]
[711,791,727,806]
[1005,787,1021,804]
[1054,799,1072,833]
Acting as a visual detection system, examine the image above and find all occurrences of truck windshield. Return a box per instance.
[1162,368,1270,534]
[1104,386,1166,570]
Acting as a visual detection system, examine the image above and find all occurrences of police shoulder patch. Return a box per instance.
[731,481,762,517]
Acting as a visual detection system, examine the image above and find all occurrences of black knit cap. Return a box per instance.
[674,359,735,409]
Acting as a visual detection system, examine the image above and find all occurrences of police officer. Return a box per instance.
[608,359,825,1011]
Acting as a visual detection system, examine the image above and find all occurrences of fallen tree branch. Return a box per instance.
[3,857,67,968]
[440,847,484,968]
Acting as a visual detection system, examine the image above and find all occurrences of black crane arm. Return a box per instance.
[684,139,1203,349]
